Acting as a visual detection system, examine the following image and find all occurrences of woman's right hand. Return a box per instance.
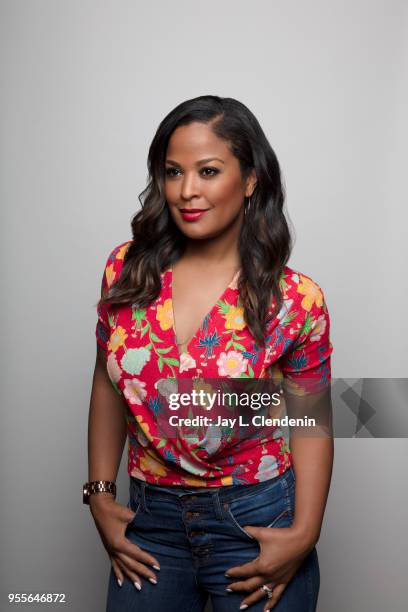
[89,494,160,590]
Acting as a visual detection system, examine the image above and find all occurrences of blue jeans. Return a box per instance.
[106,468,319,611]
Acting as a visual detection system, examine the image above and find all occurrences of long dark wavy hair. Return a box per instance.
[98,95,292,348]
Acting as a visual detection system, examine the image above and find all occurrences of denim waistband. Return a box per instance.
[130,467,295,506]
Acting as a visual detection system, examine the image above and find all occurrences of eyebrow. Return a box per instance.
[165,157,225,166]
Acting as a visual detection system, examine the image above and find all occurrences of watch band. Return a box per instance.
[83,480,116,505]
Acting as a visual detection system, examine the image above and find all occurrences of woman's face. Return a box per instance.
[164,121,256,240]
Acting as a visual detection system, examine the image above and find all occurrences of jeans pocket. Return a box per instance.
[126,488,142,528]
[224,489,292,541]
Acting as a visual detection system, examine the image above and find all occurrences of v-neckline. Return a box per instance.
[167,265,241,359]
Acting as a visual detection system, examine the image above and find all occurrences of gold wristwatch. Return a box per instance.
[83,480,116,505]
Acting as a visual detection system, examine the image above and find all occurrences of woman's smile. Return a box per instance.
[179,208,210,222]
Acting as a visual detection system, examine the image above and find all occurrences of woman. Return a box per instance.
[85,95,333,612]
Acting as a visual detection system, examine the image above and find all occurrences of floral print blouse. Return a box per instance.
[95,240,333,487]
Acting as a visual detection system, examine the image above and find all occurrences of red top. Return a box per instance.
[95,240,333,487]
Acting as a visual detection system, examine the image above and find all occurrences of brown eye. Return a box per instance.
[165,167,181,177]
[200,167,219,177]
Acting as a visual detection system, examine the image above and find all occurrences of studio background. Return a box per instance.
[1,1,407,610]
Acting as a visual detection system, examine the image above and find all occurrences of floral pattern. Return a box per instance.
[95,241,333,487]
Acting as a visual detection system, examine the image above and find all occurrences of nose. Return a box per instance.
[180,171,200,201]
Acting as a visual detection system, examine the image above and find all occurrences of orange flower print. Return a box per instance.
[216,350,248,377]
[116,243,130,260]
[156,298,174,331]
[220,475,233,485]
[310,314,327,342]
[136,428,150,448]
[183,476,207,486]
[105,263,116,288]
[123,378,147,405]
[108,326,128,353]
[297,275,323,312]
[225,305,246,330]
[140,452,168,477]
[135,414,151,445]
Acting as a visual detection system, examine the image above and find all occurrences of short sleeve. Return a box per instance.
[279,274,333,395]
[95,241,132,351]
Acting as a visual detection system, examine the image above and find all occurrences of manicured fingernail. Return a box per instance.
[134,581,141,591]
[225,572,231,577]
[239,606,248,610]
[149,578,158,584]
[225,588,232,592]
[153,565,161,571]
[117,579,122,587]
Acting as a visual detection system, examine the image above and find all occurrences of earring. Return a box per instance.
[245,196,251,215]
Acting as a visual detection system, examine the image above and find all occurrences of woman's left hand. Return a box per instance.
[224,524,315,611]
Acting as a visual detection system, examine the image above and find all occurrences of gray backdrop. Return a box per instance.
[1,1,407,610]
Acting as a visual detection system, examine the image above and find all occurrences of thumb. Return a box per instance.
[243,525,264,539]
[124,502,137,523]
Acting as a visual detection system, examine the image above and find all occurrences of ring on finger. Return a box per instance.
[261,584,274,599]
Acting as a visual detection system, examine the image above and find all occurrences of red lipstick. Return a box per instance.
[179,209,209,221]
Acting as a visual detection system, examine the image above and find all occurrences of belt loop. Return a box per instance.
[212,490,224,520]
[139,482,151,513]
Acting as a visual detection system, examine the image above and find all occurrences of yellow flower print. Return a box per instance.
[220,475,233,485]
[136,414,151,440]
[297,276,323,312]
[116,243,131,260]
[225,306,246,330]
[108,326,128,353]
[183,476,207,487]
[156,298,174,331]
[140,452,168,477]
[105,263,116,288]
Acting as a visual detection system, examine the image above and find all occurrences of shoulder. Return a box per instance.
[279,265,328,313]
[102,240,133,289]
[267,264,331,340]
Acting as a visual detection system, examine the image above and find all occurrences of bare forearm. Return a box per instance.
[88,348,128,485]
[289,434,333,548]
